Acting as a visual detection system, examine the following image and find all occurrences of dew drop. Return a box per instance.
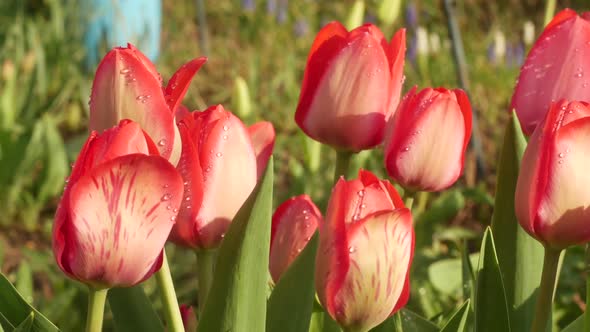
[120,68,131,74]
[348,246,356,253]
[403,147,410,151]
[216,152,223,157]
[222,135,228,140]
[185,196,191,201]
[166,205,172,210]
[357,190,365,197]
[173,208,178,213]
[223,125,229,131]
[558,152,565,158]
[183,181,189,186]
[161,194,172,201]
[171,216,176,221]
[158,139,167,146]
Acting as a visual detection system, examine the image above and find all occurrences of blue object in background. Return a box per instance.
[82,0,162,69]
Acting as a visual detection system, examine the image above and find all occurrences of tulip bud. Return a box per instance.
[169,105,275,249]
[515,100,590,249]
[90,43,205,164]
[511,9,590,135]
[295,22,406,152]
[316,170,414,331]
[523,20,535,46]
[232,76,253,119]
[384,87,472,192]
[269,195,321,283]
[53,120,184,288]
[180,304,198,332]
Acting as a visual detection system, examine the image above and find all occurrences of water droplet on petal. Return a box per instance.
[357,190,365,197]
[223,125,229,131]
[158,139,167,146]
[558,153,565,158]
[348,246,356,253]
[161,194,172,201]
[120,68,131,74]
[166,205,172,210]
[216,152,223,157]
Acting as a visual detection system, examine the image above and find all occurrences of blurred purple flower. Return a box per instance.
[507,42,525,68]
[408,33,418,64]
[294,18,309,37]
[242,0,255,12]
[364,13,377,25]
[405,2,418,29]
[267,0,277,15]
[487,43,496,64]
[277,0,288,23]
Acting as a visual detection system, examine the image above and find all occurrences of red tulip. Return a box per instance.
[316,170,414,331]
[295,22,406,152]
[248,121,276,179]
[89,43,206,164]
[269,195,321,283]
[515,100,590,248]
[384,87,471,192]
[180,304,197,332]
[511,9,590,135]
[53,120,184,288]
[169,105,275,249]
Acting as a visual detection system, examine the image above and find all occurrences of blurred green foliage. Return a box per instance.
[0,0,589,331]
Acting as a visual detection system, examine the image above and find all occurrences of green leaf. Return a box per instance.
[197,158,274,332]
[0,313,15,332]
[266,233,318,332]
[474,228,511,332]
[461,241,475,300]
[0,273,59,331]
[428,254,478,296]
[440,300,470,332]
[308,309,341,332]
[15,262,33,304]
[399,309,438,332]
[107,286,164,332]
[490,113,543,332]
[12,312,34,332]
[562,314,583,332]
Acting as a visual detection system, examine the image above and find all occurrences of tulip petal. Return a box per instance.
[65,154,183,287]
[511,11,590,135]
[387,95,466,191]
[90,45,176,160]
[332,209,413,331]
[299,32,391,150]
[164,57,207,113]
[535,118,590,247]
[385,29,406,117]
[248,121,276,179]
[168,121,205,248]
[195,108,258,248]
[269,195,321,283]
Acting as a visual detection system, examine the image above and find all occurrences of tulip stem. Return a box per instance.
[584,244,590,332]
[543,0,557,26]
[155,250,184,332]
[85,287,108,332]
[403,190,415,210]
[530,246,562,332]
[196,249,216,314]
[334,150,353,183]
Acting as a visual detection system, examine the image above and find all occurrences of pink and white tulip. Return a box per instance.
[515,100,590,248]
[269,195,321,283]
[384,86,472,192]
[316,170,414,331]
[53,120,184,288]
[295,22,406,152]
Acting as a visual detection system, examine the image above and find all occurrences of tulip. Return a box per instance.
[169,105,275,249]
[269,195,321,283]
[53,120,184,288]
[180,304,198,332]
[89,43,206,164]
[515,100,590,249]
[384,86,472,192]
[316,170,414,331]
[511,9,590,135]
[295,22,406,152]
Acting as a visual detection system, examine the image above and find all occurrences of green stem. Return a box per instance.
[394,311,404,332]
[543,0,557,26]
[196,249,216,314]
[414,191,429,216]
[334,150,353,183]
[155,250,184,332]
[85,288,108,332]
[403,190,416,210]
[530,247,562,332]
[585,244,590,332]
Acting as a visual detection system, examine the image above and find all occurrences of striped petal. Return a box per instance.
[66,154,183,287]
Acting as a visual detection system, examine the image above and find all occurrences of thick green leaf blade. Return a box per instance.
[12,313,34,332]
[0,313,14,332]
[428,254,479,296]
[197,158,274,332]
[399,309,438,332]
[0,273,59,332]
[266,233,318,332]
[474,228,511,332]
[108,286,164,332]
[440,300,470,332]
[562,314,583,332]
[490,113,543,332]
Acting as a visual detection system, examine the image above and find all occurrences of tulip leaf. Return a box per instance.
[108,286,164,332]
[440,300,470,332]
[490,113,543,332]
[398,309,438,332]
[308,309,341,332]
[12,312,34,332]
[461,241,475,300]
[197,158,274,332]
[0,273,59,332]
[474,228,511,332]
[562,314,583,332]
[266,233,318,332]
[428,253,479,296]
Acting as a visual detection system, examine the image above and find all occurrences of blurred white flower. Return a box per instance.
[523,20,535,46]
